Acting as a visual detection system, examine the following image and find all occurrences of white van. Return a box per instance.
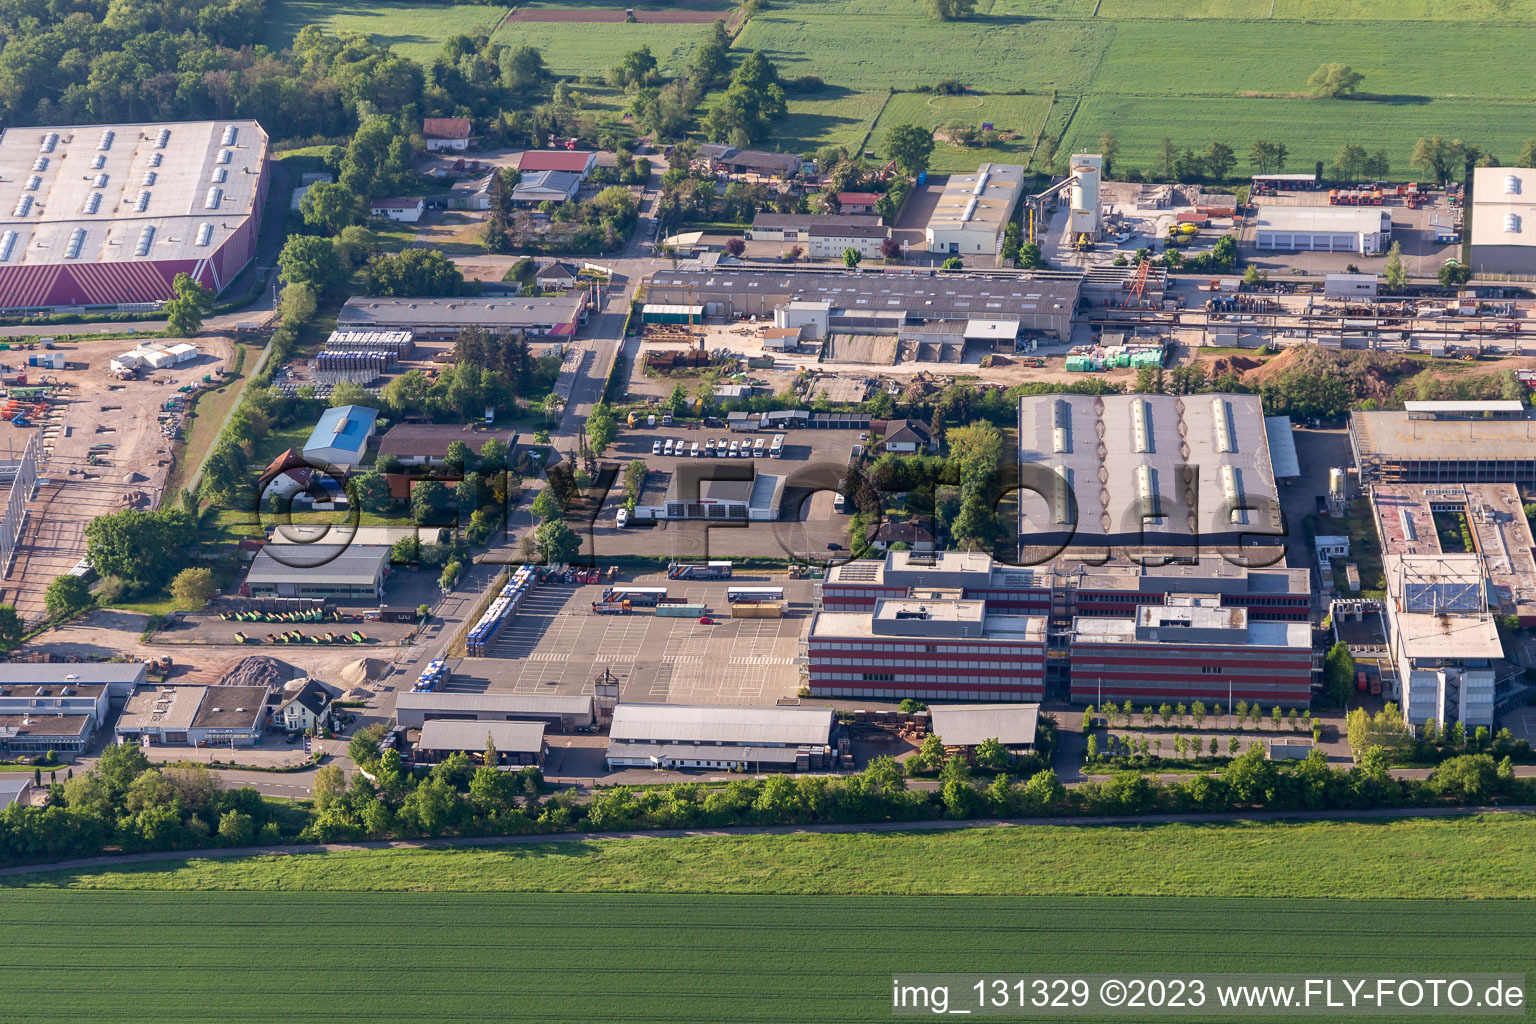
[616,508,630,528]
[664,439,675,455]
[690,441,700,457]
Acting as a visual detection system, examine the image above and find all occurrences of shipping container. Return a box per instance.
[655,603,708,617]
[730,601,784,618]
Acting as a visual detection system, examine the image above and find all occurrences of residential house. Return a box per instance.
[837,192,881,214]
[371,197,425,223]
[271,679,333,734]
[694,145,802,179]
[423,117,472,152]
[878,419,935,454]
[534,261,580,291]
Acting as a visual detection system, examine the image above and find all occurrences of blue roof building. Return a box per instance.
[302,404,379,470]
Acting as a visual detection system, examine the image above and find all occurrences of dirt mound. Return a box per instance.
[1236,347,1419,402]
[340,657,387,687]
[1205,355,1261,378]
[217,655,299,689]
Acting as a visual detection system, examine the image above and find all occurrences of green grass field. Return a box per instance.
[12,814,1536,896]
[867,92,1053,171]
[489,19,717,76]
[1061,94,1536,173]
[4,891,1532,1023]
[775,89,890,155]
[265,0,509,62]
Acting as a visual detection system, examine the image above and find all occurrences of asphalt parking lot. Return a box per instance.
[578,427,863,559]
[449,577,813,705]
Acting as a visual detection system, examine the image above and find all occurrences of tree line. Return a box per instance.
[2,731,1529,868]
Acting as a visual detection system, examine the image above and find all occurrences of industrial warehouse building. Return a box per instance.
[635,464,785,522]
[806,596,1048,701]
[1349,401,1536,484]
[1068,595,1314,707]
[1253,205,1390,254]
[337,295,588,339]
[114,684,269,747]
[606,703,837,772]
[0,661,145,699]
[302,404,378,471]
[243,544,391,601]
[925,163,1024,255]
[927,703,1040,758]
[1016,393,1289,562]
[377,424,517,468]
[394,692,595,732]
[747,213,889,258]
[641,267,1080,342]
[0,663,145,753]
[1468,167,1536,274]
[0,120,268,310]
[415,719,547,766]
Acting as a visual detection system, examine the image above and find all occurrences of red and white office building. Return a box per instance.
[1068,594,1314,707]
[805,594,1047,702]
[806,551,1314,704]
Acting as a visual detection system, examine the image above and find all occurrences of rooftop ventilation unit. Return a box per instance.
[1132,398,1151,453]
[38,132,58,153]
[211,167,227,184]
[24,175,40,191]
[1505,174,1522,195]
[1505,213,1522,233]
[93,172,108,188]
[1212,397,1235,453]
[1135,464,1159,521]
[0,231,18,262]
[134,225,155,256]
[196,222,214,246]
[216,148,232,165]
[97,129,114,151]
[65,227,86,259]
[1221,464,1244,524]
[1053,464,1074,525]
[141,171,157,187]
[148,152,162,167]
[133,190,151,213]
[205,187,223,210]
[82,191,101,214]
[90,153,105,169]
[12,195,32,217]
[154,127,171,149]
[1052,398,1071,453]
[221,125,238,146]
[31,156,47,172]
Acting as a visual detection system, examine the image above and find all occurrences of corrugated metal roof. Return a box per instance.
[418,719,545,753]
[609,703,834,747]
[395,692,594,716]
[244,545,389,585]
[928,703,1040,747]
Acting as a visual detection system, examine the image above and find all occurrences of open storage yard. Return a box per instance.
[1,336,234,623]
[453,575,811,703]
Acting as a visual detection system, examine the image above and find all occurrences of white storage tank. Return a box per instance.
[1329,467,1346,499]
[1069,153,1103,237]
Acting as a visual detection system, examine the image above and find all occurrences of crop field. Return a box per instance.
[734,14,1111,93]
[489,18,716,75]
[868,92,1054,172]
[1061,94,1536,174]
[265,0,510,62]
[5,891,1533,1023]
[775,89,891,156]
